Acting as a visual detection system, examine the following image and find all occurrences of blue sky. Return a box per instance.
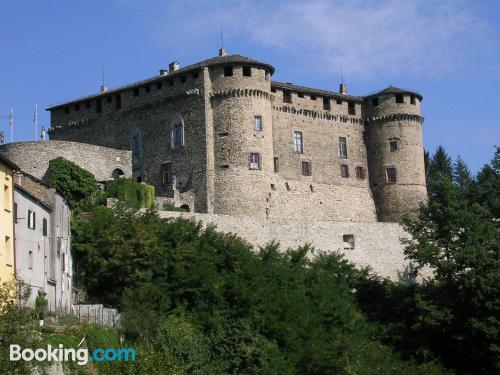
[1,0,499,172]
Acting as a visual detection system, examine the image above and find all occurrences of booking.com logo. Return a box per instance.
[10,343,136,366]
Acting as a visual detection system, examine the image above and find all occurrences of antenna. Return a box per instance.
[340,62,344,84]
[102,67,105,86]
[220,24,224,49]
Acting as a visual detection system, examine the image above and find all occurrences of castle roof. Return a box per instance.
[365,86,423,101]
[271,81,364,102]
[47,54,274,110]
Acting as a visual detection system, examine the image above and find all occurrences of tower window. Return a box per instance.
[254,116,263,131]
[224,66,233,77]
[27,210,36,230]
[106,96,112,103]
[242,66,251,77]
[323,97,331,110]
[115,94,122,109]
[283,90,292,104]
[389,139,398,152]
[180,76,186,83]
[298,93,304,98]
[249,153,260,170]
[343,234,355,250]
[395,94,404,103]
[192,71,199,79]
[162,162,173,185]
[42,218,48,237]
[348,101,356,115]
[171,114,184,151]
[356,166,366,180]
[293,131,303,153]
[273,157,279,173]
[301,161,312,176]
[336,99,342,105]
[340,164,349,178]
[74,104,80,111]
[85,101,91,109]
[156,82,162,90]
[339,137,348,159]
[65,107,70,114]
[271,87,277,93]
[386,167,397,183]
[168,79,174,86]
[410,95,416,105]
[372,97,379,106]
[133,88,139,97]
[96,98,102,113]
[310,95,317,101]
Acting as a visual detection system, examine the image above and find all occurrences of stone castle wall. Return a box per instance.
[159,210,414,279]
[0,141,132,183]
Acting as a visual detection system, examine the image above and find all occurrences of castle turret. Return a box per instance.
[365,86,427,222]
[207,54,275,217]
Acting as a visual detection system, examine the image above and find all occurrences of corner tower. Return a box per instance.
[207,54,275,217]
[364,87,427,222]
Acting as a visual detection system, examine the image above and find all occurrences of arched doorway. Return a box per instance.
[112,168,124,180]
[180,204,190,212]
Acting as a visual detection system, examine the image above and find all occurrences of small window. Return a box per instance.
[115,94,122,109]
[96,98,102,113]
[293,131,303,153]
[74,104,80,111]
[285,182,290,191]
[85,101,91,109]
[301,161,312,176]
[356,167,366,180]
[218,132,229,138]
[310,185,314,192]
[283,90,292,104]
[298,93,304,98]
[372,97,379,106]
[28,250,33,269]
[323,97,331,110]
[106,96,112,103]
[133,88,139,97]
[219,165,230,170]
[162,163,173,185]
[254,116,263,131]
[395,94,404,103]
[65,107,70,114]
[224,66,233,77]
[273,157,279,173]
[42,218,48,237]
[192,71,199,79]
[271,87,277,93]
[343,234,355,250]
[27,210,36,230]
[249,153,260,170]
[171,115,184,151]
[386,167,397,183]
[348,101,356,115]
[156,82,162,90]
[168,79,174,86]
[242,66,251,77]
[389,139,398,152]
[340,164,349,178]
[410,95,416,105]
[180,76,186,83]
[271,184,276,191]
[339,137,347,159]
[310,95,317,101]
[336,99,342,105]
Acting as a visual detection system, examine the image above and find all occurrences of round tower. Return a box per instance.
[208,54,275,217]
[365,87,427,222]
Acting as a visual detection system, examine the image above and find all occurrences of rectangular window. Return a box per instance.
[336,99,342,105]
[356,166,366,180]
[192,71,199,79]
[273,157,279,173]
[389,139,398,152]
[168,79,174,86]
[74,104,80,111]
[133,88,139,97]
[323,97,331,110]
[242,66,251,77]
[65,107,70,114]
[162,163,173,185]
[249,153,260,170]
[156,82,162,90]
[96,98,102,113]
[180,76,186,83]
[343,234,355,250]
[348,101,356,115]
[293,131,303,153]
[85,101,91,109]
[396,94,404,103]
[372,97,379,106]
[339,137,347,159]
[301,161,312,176]
[224,66,233,77]
[27,210,36,230]
[298,93,304,98]
[42,218,48,237]
[271,87,277,93]
[106,96,112,103]
[410,95,416,105]
[254,116,262,131]
[115,94,121,109]
[386,167,397,183]
[310,95,317,101]
[283,90,292,104]
[145,85,151,93]
[28,250,33,269]
[341,164,349,178]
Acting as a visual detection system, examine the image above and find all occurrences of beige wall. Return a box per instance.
[0,161,15,284]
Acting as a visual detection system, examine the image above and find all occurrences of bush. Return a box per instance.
[103,179,155,209]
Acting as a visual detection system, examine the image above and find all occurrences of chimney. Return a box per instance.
[100,85,108,93]
[339,83,348,95]
[219,47,227,57]
[169,61,180,73]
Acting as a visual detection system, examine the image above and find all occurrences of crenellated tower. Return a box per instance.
[364,87,427,222]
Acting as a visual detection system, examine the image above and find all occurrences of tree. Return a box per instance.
[453,155,472,192]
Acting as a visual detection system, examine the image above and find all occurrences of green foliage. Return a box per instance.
[162,201,188,212]
[48,157,98,212]
[103,178,155,209]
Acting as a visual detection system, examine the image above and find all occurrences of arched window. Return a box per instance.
[131,128,142,163]
[112,168,124,180]
[170,113,184,151]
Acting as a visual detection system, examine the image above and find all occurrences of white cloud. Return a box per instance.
[142,0,496,80]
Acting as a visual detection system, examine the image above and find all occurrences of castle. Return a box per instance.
[46,49,427,224]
